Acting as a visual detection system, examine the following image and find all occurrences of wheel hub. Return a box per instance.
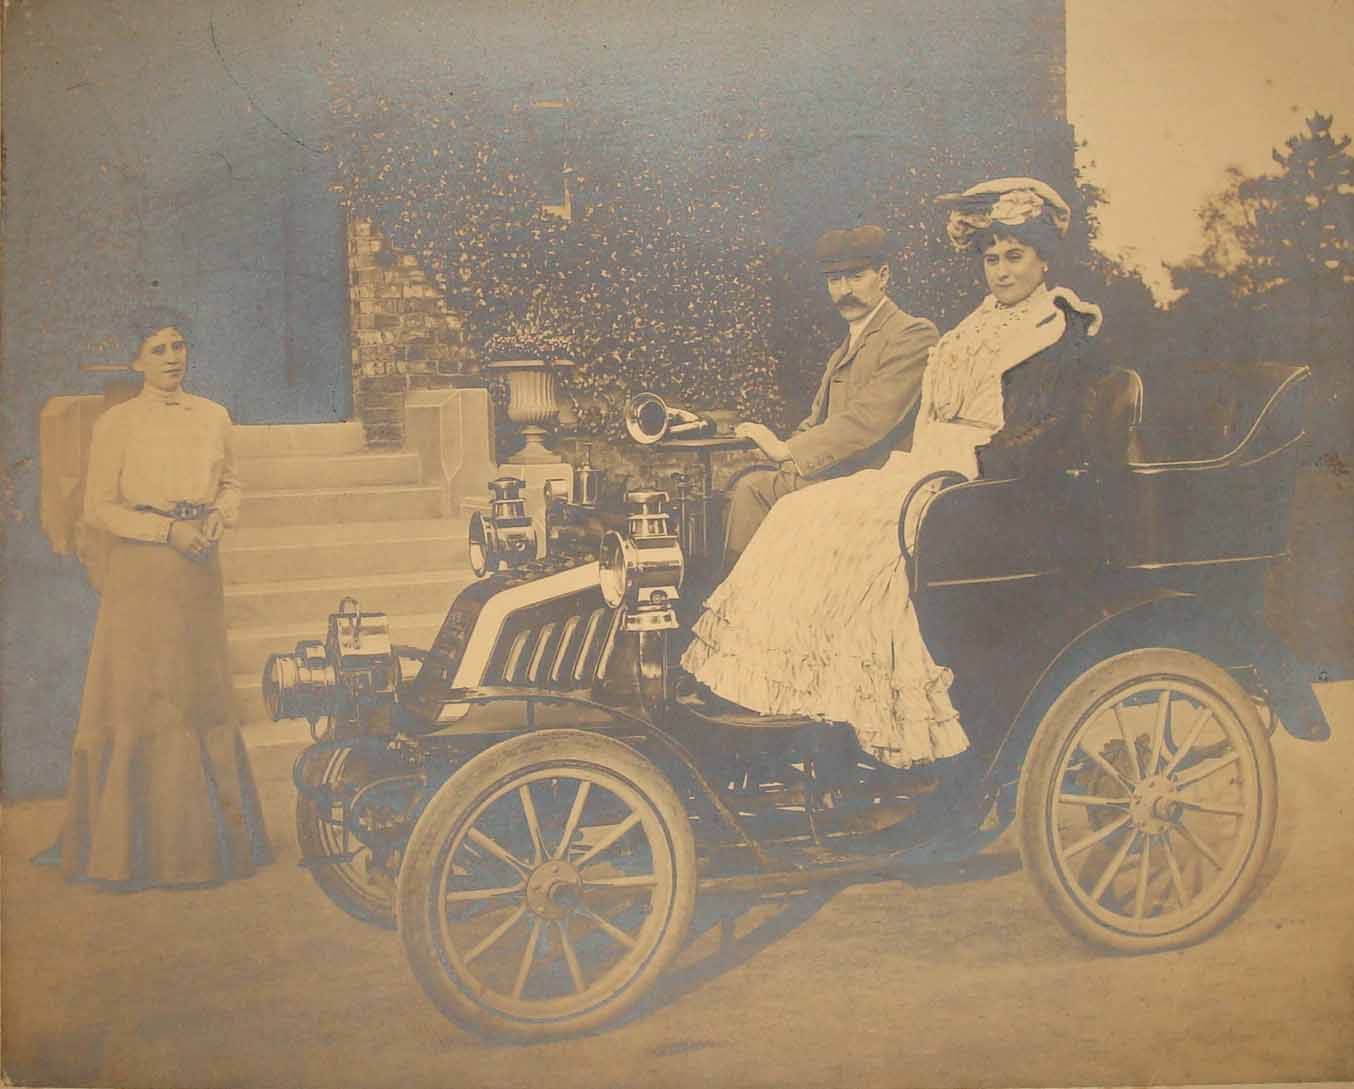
[525,859,584,920]
[1129,773,1180,835]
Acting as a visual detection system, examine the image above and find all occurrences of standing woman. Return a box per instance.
[59,307,270,887]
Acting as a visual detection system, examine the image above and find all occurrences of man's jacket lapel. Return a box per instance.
[807,297,901,427]
[830,297,898,378]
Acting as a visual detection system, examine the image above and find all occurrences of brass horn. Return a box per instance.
[623,392,716,445]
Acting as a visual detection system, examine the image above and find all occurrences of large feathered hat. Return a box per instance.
[935,177,1072,252]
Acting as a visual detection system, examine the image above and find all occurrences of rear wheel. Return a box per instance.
[1018,648,1277,953]
[397,729,696,1040]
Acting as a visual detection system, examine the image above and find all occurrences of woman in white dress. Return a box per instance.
[681,178,1103,769]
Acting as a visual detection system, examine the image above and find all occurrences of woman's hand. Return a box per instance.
[734,422,792,463]
[168,519,211,562]
[203,509,225,544]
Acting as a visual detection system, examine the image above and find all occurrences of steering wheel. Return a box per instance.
[897,470,968,569]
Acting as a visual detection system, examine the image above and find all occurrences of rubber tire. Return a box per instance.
[1018,648,1278,954]
[295,747,398,930]
[397,729,696,1041]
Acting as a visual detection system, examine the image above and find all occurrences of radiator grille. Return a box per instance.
[488,606,620,690]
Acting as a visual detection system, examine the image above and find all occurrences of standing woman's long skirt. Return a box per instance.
[60,539,271,886]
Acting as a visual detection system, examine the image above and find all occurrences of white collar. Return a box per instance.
[138,385,192,408]
[847,296,889,349]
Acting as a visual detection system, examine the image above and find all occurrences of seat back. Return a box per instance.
[1124,362,1309,467]
[1101,363,1310,570]
[1081,367,1144,468]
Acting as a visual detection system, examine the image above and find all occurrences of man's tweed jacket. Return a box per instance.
[786,297,939,479]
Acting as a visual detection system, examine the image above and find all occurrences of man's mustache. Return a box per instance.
[835,296,864,309]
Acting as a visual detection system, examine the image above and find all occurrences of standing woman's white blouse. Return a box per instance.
[83,385,241,542]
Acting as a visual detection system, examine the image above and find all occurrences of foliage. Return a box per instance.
[327,63,1099,442]
[331,91,801,438]
[1164,113,1354,451]
[1179,114,1354,297]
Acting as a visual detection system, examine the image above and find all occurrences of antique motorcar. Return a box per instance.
[262,361,1330,1041]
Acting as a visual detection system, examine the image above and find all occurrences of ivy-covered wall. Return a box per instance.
[330,0,1079,441]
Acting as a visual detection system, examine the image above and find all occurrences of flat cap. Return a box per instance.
[815,225,891,273]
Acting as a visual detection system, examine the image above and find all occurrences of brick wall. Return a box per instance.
[348,217,477,446]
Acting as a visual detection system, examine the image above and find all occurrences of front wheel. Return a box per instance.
[1018,648,1277,953]
[295,742,406,929]
[397,729,696,1040]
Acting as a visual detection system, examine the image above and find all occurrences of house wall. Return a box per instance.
[347,218,474,447]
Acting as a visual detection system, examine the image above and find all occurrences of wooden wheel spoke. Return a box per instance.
[1110,704,1142,781]
[554,780,593,860]
[1163,707,1217,776]
[1161,832,1190,908]
[1091,828,1140,902]
[1062,813,1132,859]
[1057,793,1131,808]
[580,871,659,890]
[467,827,533,879]
[1174,751,1241,790]
[556,922,588,994]
[1133,835,1153,919]
[573,812,642,870]
[465,905,528,964]
[578,905,640,950]
[512,918,544,999]
[519,785,547,864]
[1176,798,1245,817]
[445,882,526,904]
[1077,743,1134,793]
[1147,690,1170,775]
[1174,818,1225,871]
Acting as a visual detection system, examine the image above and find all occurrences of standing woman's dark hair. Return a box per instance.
[47,306,271,889]
[127,305,194,355]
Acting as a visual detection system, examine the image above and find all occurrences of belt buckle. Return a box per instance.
[171,500,207,520]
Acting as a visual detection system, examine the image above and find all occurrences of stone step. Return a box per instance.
[462,494,492,518]
[232,421,366,459]
[235,451,422,491]
[231,612,451,724]
[220,519,469,584]
[225,569,473,629]
[238,484,444,528]
[226,518,467,549]
[228,610,449,677]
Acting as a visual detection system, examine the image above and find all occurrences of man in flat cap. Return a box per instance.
[725,225,938,568]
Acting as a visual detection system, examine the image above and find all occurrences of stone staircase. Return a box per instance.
[224,422,475,732]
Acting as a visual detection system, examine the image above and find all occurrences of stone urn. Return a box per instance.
[483,358,575,465]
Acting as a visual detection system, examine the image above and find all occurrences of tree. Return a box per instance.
[1166,113,1354,452]
[1178,113,1354,297]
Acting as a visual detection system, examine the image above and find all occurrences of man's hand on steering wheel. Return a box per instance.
[734,422,792,464]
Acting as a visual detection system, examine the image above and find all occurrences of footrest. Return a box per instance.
[674,689,817,729]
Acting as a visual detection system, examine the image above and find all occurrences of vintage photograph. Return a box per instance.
[2,1,1351,1086]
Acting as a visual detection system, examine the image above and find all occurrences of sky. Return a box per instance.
[1066,0,1354,301]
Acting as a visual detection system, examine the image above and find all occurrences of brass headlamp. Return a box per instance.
[599,490,685,631]
[262,597,399,733]
[468,476,538,576]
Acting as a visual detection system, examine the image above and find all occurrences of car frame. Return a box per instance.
[263,359,1330,1041]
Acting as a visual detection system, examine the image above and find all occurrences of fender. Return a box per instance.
[986,589,1331,789]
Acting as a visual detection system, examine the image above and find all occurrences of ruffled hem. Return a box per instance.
[681,596,970,769]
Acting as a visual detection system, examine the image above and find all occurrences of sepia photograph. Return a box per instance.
[1,1,1351,1087]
